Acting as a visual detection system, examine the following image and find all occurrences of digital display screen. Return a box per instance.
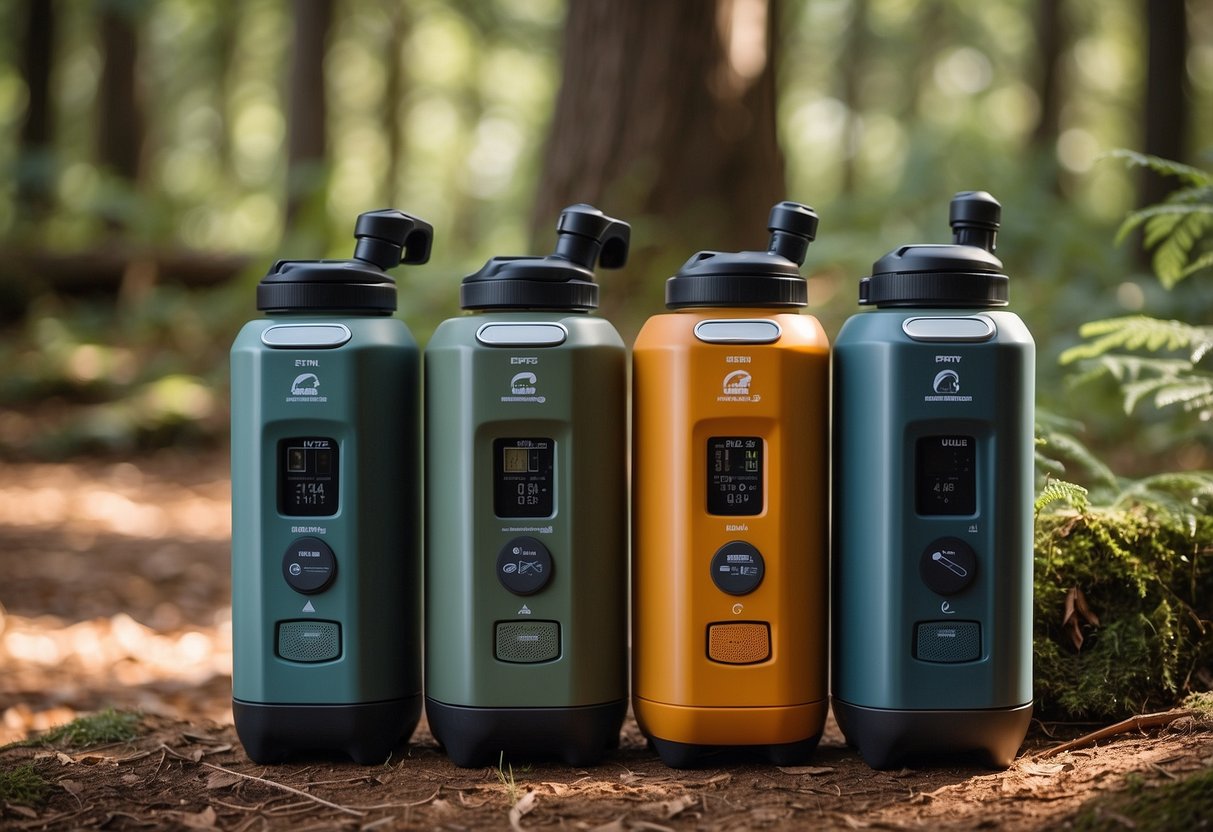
[916,435,976,516]
[279,437,339,517]
[494,438,554,518]
[707,436,763,516]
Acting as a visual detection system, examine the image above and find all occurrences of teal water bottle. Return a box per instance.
[424,205,630,767]
[230,210,432,764]
[832,192,1034,768]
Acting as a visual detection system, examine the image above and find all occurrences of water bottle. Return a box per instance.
[632,202,830,767]
[230,210,432,763]
[424,205,630,766]
[832,191,1034,769]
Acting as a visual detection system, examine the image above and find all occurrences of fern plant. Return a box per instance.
[1060,151,1213,421]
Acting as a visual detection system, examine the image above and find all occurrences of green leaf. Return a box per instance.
[1104,149,1212,186]
[1061,317,1208,363]
[1034,479,1089,515]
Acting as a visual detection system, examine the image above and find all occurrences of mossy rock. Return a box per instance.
[1034,504,1213,721]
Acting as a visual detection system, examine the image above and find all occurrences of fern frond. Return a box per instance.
[1035,479,1089,515]
[1104,149,1212,186]
[1151,209,1213,288]
[1113,471,1213,517]
[1179,250,1213,284]
[1061,317,1206,363]
[1114,203,1213,246]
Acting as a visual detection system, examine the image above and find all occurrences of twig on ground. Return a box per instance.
[1035,709,1195,759]
[156,743,365,817]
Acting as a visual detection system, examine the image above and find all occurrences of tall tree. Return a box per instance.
[531,0,786,324]
[97,1,146,204]
[16,0,56,221]
[285,0,334,242]
[1031,0,1067,194]
[1142,0,1190,208]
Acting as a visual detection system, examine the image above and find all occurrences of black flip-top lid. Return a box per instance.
[859,191,1008,308]
[257,210,434,313]
[460,204,630,311]
[665,201,818,309]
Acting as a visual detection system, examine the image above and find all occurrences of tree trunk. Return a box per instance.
[285,0,334,242]
[1142,0,1189,208]
[97,4,145,188]
[1031,0,1066,194]
[16,0,56,219]
[531,0,787,328]
[839,0,868,195]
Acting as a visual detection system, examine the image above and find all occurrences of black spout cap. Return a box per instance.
[460,203,630,311]
[949,190,1000,253]
[665,200,817,309]
[257,209,434,313]
[859,191,1008,308]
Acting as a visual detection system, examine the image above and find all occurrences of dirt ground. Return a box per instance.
[1,451,1211,831]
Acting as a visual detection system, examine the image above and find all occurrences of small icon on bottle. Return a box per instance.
[932,370,960,395]
[932,551,969,578]
[722,370,752,396]
[940,600,956,615]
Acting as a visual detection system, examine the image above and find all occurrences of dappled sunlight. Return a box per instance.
[0,452,233,744]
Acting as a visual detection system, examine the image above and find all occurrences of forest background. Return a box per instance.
[0,0,1209,474]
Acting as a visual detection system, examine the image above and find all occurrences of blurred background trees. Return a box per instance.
[0,0,1209,470]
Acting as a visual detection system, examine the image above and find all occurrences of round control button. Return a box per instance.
[710,541,765,595]
[282,536,337,594]
[496,536,553,596]
[919,537,977,596]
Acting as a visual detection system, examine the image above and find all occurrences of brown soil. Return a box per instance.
[1,452,1211,831]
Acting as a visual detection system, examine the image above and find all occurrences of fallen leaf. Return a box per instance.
[509,790,537,832]
[429,798,453,813]
[120,774,142,786]
[543,781,571,796]
[59,779,84,796]
[841,814,870,829]
[1062,587,1100,651]
[205,770,241,790]
[777,765,835,776]
[7,805,38,819]
[704,772,732,786]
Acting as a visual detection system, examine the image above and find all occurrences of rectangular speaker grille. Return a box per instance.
[495,620,560,663]
[915,621,981,663]
[277,620,341,663]
[707,621,771,664]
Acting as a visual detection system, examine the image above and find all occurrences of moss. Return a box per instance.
[1067,767,1213,831]
[14,709,141,749]
[0,764,50,807]
[1034,503,1213,721]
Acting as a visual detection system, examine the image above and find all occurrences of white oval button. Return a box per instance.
[476,323,568,347]
[694,320,782,344]
[261,324,352,348]
[902,316,996,342]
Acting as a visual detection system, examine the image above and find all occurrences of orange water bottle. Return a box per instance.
[632,202,830,767]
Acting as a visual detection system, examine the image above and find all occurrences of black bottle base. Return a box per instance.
[648,733,822,769]
[233,695,422,765]
[832,698,1033,769]
[425,697,627,768]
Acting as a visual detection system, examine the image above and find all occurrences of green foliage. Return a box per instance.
[29,709,141,749]
[1035,412,1118,493]
[1060,154,1213,433]
[1066,766,1213,832]
[1034,479,1089,516]
[0,764,49,807]
[1033,492,1213,721]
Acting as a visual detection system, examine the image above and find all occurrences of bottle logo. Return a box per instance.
[924,366,971,403]
[718,369,761,403]
[932,370,960,394]
[287,372,328,403]
[502,371,546,404]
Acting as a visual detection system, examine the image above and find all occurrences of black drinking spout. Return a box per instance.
[554,204,631,270]
[949,191,1001,254]
[766,201,819,266]
[353,209,434,269]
